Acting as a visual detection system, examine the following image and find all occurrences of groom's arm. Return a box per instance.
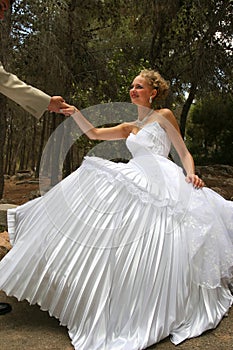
[0,63,67,119]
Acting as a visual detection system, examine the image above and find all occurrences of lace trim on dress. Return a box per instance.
[183,189,233,288]
[81,157,184,216]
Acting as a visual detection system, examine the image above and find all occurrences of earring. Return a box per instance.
[149,96,153,104]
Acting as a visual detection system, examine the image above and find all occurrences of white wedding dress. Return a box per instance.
[0,121,233,350]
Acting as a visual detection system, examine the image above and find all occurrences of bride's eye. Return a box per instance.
[130,84,143,90]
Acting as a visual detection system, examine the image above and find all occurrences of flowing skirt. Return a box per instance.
[0,155,233,350]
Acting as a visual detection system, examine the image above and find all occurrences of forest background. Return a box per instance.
[0,0,232,199]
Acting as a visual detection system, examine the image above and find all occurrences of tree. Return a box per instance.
[186,93,233,164]
[119,0,232,135]
[0,0,232,200]
[0,2,11,198]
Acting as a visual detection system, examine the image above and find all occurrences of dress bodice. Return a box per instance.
[126,122,171,158]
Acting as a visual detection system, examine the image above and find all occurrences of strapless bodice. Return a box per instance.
[126,122,171,158]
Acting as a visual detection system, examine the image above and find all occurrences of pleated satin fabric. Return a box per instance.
[1,122,233,350]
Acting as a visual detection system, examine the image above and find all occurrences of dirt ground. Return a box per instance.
[0,289,232,350]
[0,175,233,350]
[2,179,40,205]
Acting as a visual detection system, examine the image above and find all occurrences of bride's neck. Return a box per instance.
[137,105,153,121]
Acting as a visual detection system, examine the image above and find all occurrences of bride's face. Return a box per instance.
[129,76,155,107]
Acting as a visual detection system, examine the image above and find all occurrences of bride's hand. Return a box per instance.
[60,105,78,117]
[185,174,205,189]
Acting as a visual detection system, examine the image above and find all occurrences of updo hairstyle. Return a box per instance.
[139,69,170,101]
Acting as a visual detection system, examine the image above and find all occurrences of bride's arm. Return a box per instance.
[62,106,133,140]
[157,109,204,189]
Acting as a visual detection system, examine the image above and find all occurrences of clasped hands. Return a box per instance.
[48,98,77,115]
[47,96,71,114]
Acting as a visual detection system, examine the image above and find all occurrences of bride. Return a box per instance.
[0,69,232,350]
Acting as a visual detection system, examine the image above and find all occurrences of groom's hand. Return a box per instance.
[48,96,70,114]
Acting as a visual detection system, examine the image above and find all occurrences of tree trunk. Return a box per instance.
[4,114,11,174]
[0,7,11,198]
[50,115,64,186]
[179,82,197,138]
[19,139,26,170]
[30,119,37,172]
[35,116,47,178]
[0,96,7,198]
[63,121,72,178]
[7,118,13,175]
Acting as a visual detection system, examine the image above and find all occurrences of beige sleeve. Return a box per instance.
[0,63,51,119]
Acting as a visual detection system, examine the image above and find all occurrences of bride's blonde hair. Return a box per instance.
[140,69,170,101]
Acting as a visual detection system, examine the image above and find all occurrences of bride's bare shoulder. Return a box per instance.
[155,108,180,132]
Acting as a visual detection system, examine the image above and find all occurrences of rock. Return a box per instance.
[10,172,32,182]
[29,190,41,200]
[0,231,12,260]
[210,187,230,198]
[0,231,11,249]
[0,203,18,227]
[224,178,233,186]
[194,165,233,200]
[15,172,32,181]
[0,198,8,204]
[196,165,233,177]
[0,246,8,260]
[10,175,17,182]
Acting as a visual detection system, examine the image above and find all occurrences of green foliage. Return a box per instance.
[0,0,232,195]
[72,49,151,108]
[186,94,233,164]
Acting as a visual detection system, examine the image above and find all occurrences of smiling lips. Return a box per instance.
[130,92,139,99]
